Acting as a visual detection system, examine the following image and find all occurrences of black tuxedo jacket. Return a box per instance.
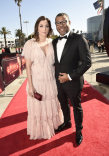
[52,31,91,90]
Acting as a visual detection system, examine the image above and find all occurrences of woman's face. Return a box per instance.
[38,20,49,38]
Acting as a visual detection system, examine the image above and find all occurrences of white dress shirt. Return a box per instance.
[57,31,72,80]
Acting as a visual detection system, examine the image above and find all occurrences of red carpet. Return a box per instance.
[0,79,109,156]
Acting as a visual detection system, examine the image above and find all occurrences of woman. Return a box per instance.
[15,47,17,53]
[2,48,5,53]
[22,16,63,140]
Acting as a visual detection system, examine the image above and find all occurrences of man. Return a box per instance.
[87,39,90,49]
[5,46,10,53]
[52,13,91,145]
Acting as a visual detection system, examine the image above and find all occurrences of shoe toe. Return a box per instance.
[76,134,83,145]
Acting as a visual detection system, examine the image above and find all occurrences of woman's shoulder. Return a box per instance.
[26,38,36,44]
[24,38,36,48]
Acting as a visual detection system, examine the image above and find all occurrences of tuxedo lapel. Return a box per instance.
[60,31,75,62]
[53,37,59,63]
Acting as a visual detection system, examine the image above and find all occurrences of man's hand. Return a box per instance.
[58,73,70,83]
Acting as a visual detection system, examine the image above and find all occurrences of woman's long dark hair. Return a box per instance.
[34,16,52,41]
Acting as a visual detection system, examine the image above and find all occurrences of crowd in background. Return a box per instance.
[15,47,23,53]
[87,39,105,53]
[1,46,23,54]
[2,46,10,53]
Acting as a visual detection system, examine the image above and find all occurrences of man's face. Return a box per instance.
[55,15,71,36]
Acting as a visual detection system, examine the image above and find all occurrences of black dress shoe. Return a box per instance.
[55,122,72,132]
[76,130,83,145]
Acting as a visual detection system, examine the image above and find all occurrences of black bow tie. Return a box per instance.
[58,35,67,40]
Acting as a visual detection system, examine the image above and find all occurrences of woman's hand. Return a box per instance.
[28,86,36,98]
[33,86,36,93]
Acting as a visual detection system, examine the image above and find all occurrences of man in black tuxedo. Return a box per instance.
[52,13,91,145]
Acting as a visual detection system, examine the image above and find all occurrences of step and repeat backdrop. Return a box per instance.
[0,55,26,94]
[0,67,4,94]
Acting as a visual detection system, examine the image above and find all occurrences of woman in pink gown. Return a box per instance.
[22,16,63,140]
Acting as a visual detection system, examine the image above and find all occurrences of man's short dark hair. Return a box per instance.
[55,13,70,21]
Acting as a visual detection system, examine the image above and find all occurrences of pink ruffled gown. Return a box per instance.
[23,38,63,140]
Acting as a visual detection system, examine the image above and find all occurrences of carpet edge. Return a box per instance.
[84,80,109,104]
[0,78,27,119]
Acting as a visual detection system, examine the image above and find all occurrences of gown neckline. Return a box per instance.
[36,40,50,57]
